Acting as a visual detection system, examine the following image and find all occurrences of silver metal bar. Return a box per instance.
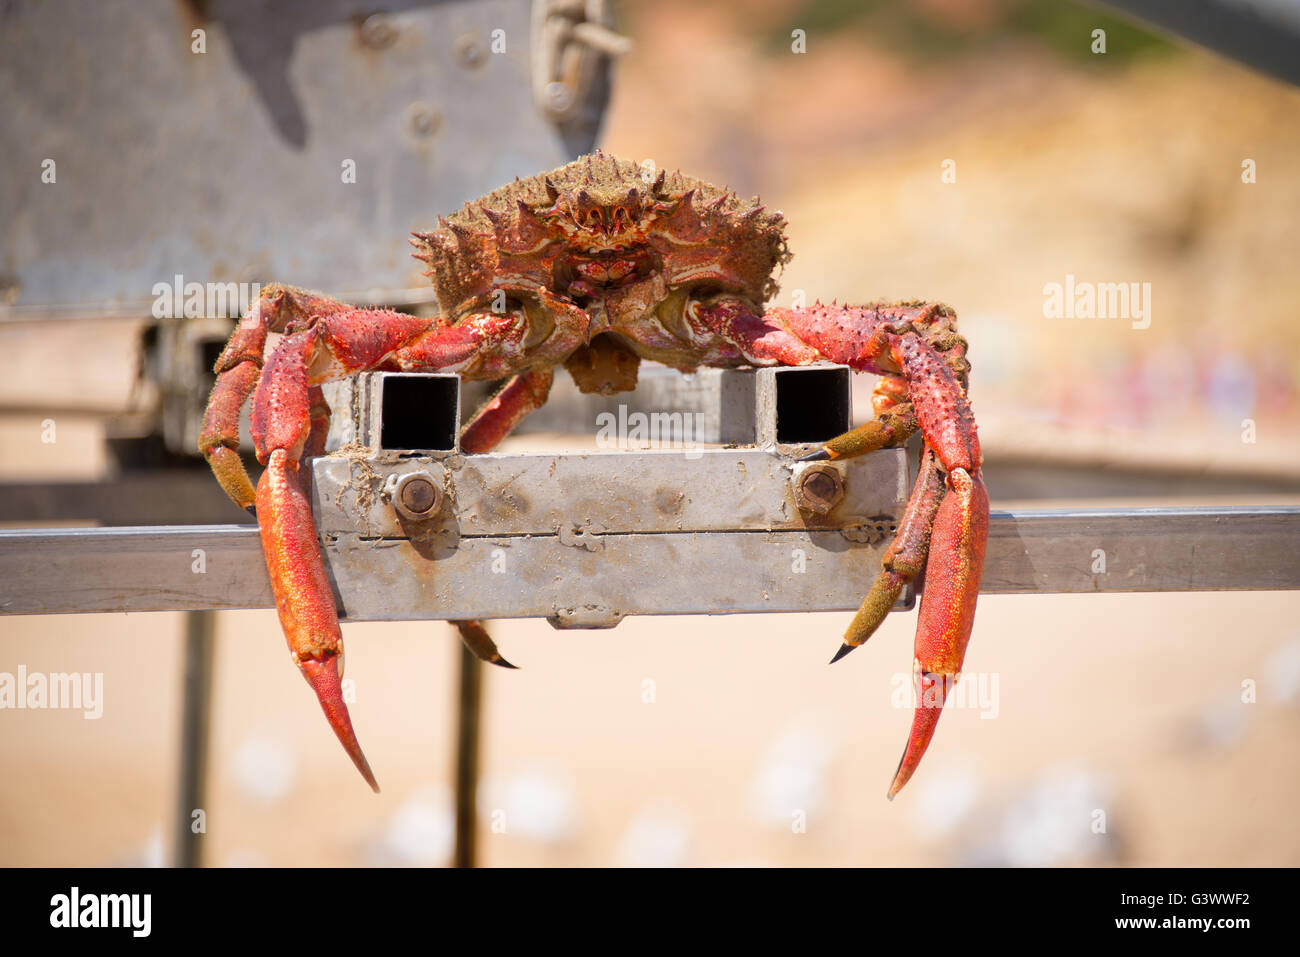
[2,507,1296,618]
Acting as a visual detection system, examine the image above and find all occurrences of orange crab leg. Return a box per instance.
[447,368,557,670]
[877,330,988,797]
[249,313,434,792]
[831,446,944,662]
[459,367,555,455]
[889,466,988,797]
[696,298,988,796]
[199,285,357,511]
[213,284,543,789]
[257,447,379,790]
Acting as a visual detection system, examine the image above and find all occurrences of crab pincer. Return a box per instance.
[258,447,379,792]
[888,465,988,797]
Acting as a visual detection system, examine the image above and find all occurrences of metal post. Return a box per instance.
[453,642,483,868]
[175,609,215,868]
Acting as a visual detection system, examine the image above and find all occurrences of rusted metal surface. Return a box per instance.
[5,364,1297,620]
[302,362,906,626]
[792,461,847,515]
[531,0,626,141]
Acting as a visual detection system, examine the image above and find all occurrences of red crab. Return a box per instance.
[200,151,988,798]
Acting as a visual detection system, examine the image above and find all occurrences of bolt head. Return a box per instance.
[794,463,845,515]
[393,473,442,519]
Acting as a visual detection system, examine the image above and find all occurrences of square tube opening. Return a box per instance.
[774,367,851,443]
[380,375,459,450]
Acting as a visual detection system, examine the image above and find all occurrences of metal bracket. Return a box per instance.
[309,365,910,627]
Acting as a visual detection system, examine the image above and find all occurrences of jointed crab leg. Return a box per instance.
[694,298,989,795]
[459,368,555,455]
[257,446,379,789]
[246,304,436,791]
[203,284,560,787]
[831,446,945,662]
[448,368,557,670]
[802,375,918,462]
[200,285,356,511]
[891,463,987,797]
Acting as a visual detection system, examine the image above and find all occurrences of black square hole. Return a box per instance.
[775,367,851,443]
[380,375,459,450]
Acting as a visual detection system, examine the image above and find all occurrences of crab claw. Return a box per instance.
[299,655,380,793]
[888,467,988,798]
[257,448,381,793]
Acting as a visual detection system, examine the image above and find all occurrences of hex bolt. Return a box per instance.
[392,472,443,521]
[794,463,845,515]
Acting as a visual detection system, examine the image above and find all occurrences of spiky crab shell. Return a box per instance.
[410,152,791,321]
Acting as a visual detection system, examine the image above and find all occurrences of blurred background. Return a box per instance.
[1,0,1298,866]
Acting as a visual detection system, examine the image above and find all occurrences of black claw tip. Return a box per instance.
[799,448,832,462]
[490,656,520,670]
[829,643,857,664]
[244,505,257,518]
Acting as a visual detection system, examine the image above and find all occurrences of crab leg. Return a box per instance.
[460,368,555,454]
[205,282,557,788]
[830,446,944,662]
[448,368,556,669]
[876,327,988,795]
[199,285,355,511]
[250,311,434,791]
[892,462,988,797]
[695,298,988,795]
[452,620,517,670]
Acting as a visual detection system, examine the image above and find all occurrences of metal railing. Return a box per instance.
[3,506,1297,617]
